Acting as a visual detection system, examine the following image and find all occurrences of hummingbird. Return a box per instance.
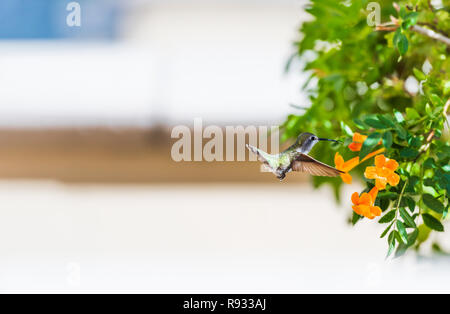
[246,132,344,180]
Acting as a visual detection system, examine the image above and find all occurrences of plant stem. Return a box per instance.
[417,22,448,37]
[444,99,450,116]
[376,24,450,47]
[411,25,450,46]
[412,98,449,163]
[394,178,409,230]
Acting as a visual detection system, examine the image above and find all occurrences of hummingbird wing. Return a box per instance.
[291,153,343,177]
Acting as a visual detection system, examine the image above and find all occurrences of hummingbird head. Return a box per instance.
[296,132,339,153]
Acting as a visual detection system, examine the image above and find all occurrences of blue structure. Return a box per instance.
[0,0,121,40]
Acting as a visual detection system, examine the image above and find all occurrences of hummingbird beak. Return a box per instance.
[318,138,340,143]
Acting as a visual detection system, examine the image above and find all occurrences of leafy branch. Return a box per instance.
[411,25,450,46]
[283,0,449,257]
[377,19,450,47]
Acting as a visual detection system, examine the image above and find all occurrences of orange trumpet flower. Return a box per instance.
[351,187,381,219]
[334,152,359,184]
[364,155,400,190]
[348,132,382,153]
[348,132,367,152]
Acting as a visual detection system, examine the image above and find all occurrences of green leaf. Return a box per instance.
[422,214,444,232]
[444,80,450,95]
[379,210,396,224]
[417,224,432,243]
[380,221,395,238]
[431,242,447,254]
[443,204,449,220]
[424,158,436,169]
[425,103,433,117]
[378,191,398,200]
[393,29,408,55]
[406,107,421,120]
[352,212,362,225]
[377,115,396,128]
[422,194,444,214]
[412,68,426,81]
[403,196,416,213]
[398,35,408,55]
[393,28,401,46]
[407,136,421,148]
[394,124,407,139]
[394,244,408,258]
[387,231,396,258]
[353,118,368,130]
[340,121,353,137]
[400,148,419,159]
[364,117,387,129]
[399,6,407,18]
[359,132,382,159]
[396,221,408,244]
[430,94,443,106]
[393,110,405,123]
[382,131,393,148]
[408,228,419,245]
[395,229,419,258]
[394,230,403,244]
[400,208,416,228]
[402,12,419,29]
[406,176,420,193]
[379,197,390,211]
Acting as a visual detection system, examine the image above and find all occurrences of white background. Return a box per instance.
[0,0,308,127]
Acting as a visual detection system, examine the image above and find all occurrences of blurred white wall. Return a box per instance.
[0,0,308,127]
[1,182,449,293]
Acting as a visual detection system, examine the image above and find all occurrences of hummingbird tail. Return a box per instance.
[246,144,259,156]
[246,144,277,172]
